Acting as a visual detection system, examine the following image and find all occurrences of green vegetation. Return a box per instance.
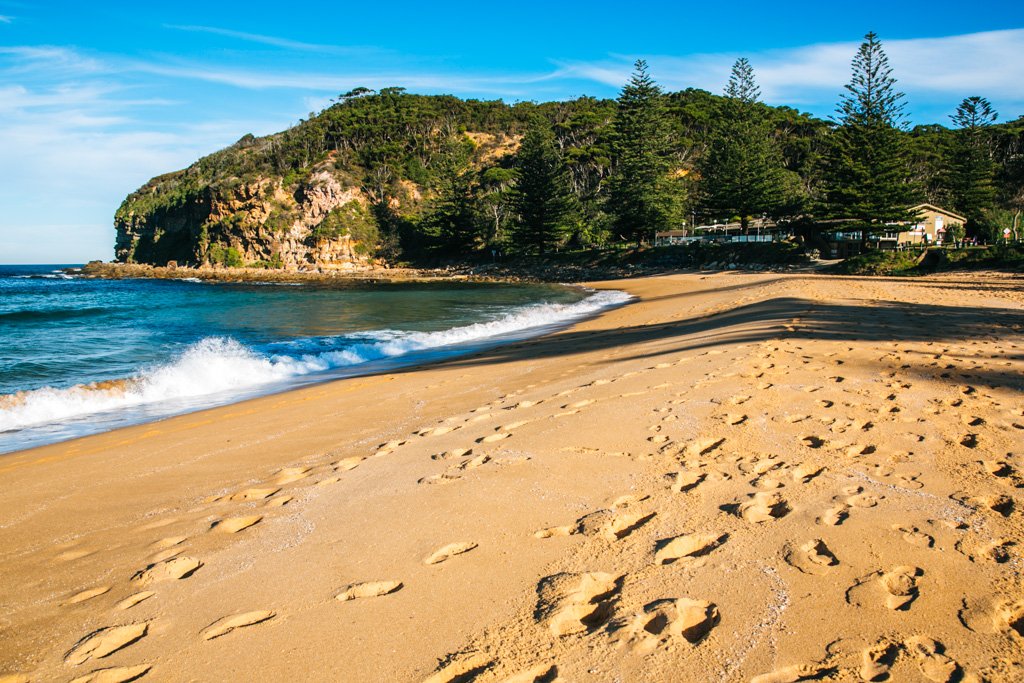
[608,60,681,244]
[949,97,999,237]
[511,116,577,254]
[832,244,1024,275]
[312,200,378,245]
[698,58,791,231]
[116,32,1023,271]
[206,244,244,267]
[822,32,917,250]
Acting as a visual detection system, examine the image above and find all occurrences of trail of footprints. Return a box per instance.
[20,329,1021,681]
[427,338,1017,681]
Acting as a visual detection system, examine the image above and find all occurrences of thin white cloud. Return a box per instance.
[129,59,552,96]
[0,15,12,23]
[164,24,383,56]
[558,28,1024,114]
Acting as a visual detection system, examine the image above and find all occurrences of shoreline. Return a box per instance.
[76,252,815,286]
[1,270,1022,681]
[0,284,632,455]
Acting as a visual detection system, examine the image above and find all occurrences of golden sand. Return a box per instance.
[1,271,1022,682]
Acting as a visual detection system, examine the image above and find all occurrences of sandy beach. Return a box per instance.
[1,270,1023,683]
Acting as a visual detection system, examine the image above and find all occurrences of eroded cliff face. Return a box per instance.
[115,165,377,270]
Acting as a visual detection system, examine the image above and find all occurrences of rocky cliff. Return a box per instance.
[113,90,534,270]
[115,158,382,271]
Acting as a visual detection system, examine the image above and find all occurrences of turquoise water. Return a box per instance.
[0,265,629,453]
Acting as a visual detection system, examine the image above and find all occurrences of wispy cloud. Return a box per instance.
[163,24,384,56]
[125,56,560,97]
[0,15,12,23]
[557,28,1024,115]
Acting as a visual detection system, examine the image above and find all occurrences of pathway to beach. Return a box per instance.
[1,271,1022,682]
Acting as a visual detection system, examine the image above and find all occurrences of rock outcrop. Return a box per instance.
[115,162,376,271]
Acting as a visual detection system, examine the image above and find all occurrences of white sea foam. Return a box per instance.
[0,289,631,435]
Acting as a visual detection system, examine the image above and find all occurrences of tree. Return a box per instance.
[511,116,577,254]
[699,58,788,231]
[424,136,480,253]
[949,96,998,239]
[479,166,516,245]
[824,32,917,252]
[608,60,681,244]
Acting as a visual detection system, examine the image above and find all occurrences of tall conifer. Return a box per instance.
[512,116,576,254]
[608,60,679,244]
[949,96,998,239]
[824,32,916,251]
[699,58,786,231]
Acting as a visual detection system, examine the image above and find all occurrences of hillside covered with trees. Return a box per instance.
[114,34,1024,269]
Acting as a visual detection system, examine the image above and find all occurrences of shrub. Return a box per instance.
[311,200,379,247]
[207,243,245,267]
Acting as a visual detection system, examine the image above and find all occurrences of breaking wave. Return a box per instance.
[0,289,630,437]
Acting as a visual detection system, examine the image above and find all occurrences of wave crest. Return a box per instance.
[0,289,630,436]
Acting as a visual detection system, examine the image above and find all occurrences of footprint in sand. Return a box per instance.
[334,456,364,471]
[791,464,824,483]
[959,596,1024,636]
[573,508,655,541]
[995,600,1024,637]
[955,537,1014,563]
[534,524,575,539]
[64,623,149,665]
[537,572,621,637]
[273,467,311,485]
[737,492,791,523]
[960,434,979,449]
[956,492,1014,517]
[375,439,406,456]
[499,663,557,683]
[115,592,155,611]
[133,557,202,584]
[201,611,276,640]
[749,663,825,683]
[670,470,705,493]
[859,640,898,681]
[149,536,186,551]
[69,665,152,683]
[751,476,784,489]
[784,539,838,575]
[654,533,725,565]
[477,432,510,444]
[892,524,934,548]
[905,636,960,682]
[684,437,726,457]
[424,542,478,565]
[229,487,280,502]
[422,653,492,683]
[212,515,262,534]
[614,598,719,653]
[63,586,112,606]
[847,569,921,610]
[336,580,403,601]
[982,459,1019,484]
[431,448,472,461]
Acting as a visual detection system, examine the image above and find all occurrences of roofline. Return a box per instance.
[909,203,967,222]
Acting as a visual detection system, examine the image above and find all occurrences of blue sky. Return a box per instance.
[2,1,1023,263]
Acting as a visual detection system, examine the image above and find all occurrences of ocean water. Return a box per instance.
[0,265,630,454]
